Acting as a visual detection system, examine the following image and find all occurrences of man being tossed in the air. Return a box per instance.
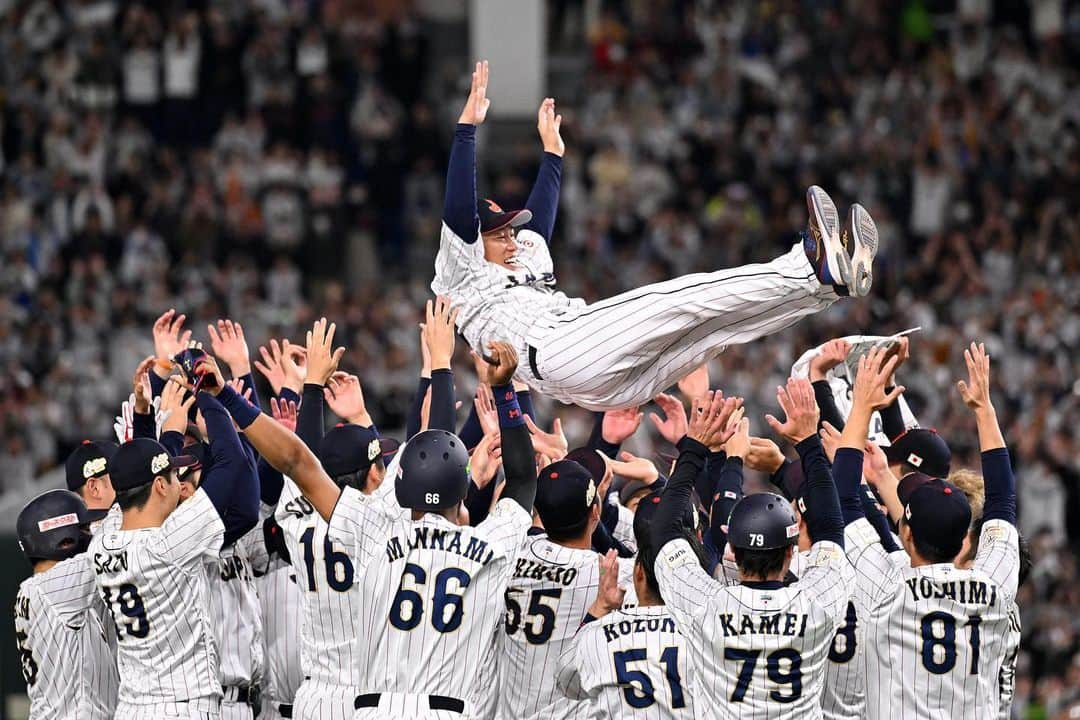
[433,61,878,411]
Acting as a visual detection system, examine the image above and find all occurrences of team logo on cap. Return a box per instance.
[908,453,924,467]
[367,439,380,462]
[150,453,170,474]
[82,457,107,479]
[38,513,79,533]
[585,478,596,506]
[797,497,807,514]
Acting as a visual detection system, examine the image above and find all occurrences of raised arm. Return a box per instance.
[808,339,850,430]
[197,388,259,546]
[957,342,1014,524]
[522,98,564,242]
[487,342,536,512]
[298,318,345,451]
[423,296,459,432]
[443,61,489,242]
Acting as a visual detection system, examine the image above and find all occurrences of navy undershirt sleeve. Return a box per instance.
[522,153,562,242]
[196,393,259,546]
[812,380,846,430]
[428,369,456,433]
[443,124,479,242]
[981,448,1017,525]
[132,411,157,440]
[795,435,844,547]
[407,377,432,440]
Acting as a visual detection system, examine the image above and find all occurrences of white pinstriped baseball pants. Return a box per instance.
[520,244,836,410]
[113,698,219,719]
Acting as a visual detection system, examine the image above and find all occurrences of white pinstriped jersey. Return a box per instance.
[328,491,531,706]
[845,518,1020,720]
[14,557,119,719]
[656,538,853,719]
[207,525,263,689]
[89,489,225,706]
[469,632,500,720]
[254,562,303,707]
[998,602,1021,719]
[431,222,583,354]
[498,535,635,720]
[557,605,695,720]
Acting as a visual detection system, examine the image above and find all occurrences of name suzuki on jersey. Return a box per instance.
[385,526,496,566]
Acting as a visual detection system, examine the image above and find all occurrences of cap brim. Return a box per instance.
[169,455,199,470]
[484,209,532,233]
[84,508,110,524]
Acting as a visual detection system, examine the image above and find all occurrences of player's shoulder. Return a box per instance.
[523,534,599,569]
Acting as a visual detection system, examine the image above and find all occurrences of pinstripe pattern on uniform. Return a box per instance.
[556,604,696,720]
[254,563,303,711]
[14,556,119,719]
[845,518,1020,720]
[328,491,531,706]
[997,602,1021,719]
[89,488,225,708]
[655,538,853,719]
[207,525,263,692]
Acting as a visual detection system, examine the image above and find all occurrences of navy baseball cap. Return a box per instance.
[65,441,118,491]
[902,478,971,558]
[536,460,598,533]
[884,428,951,478]
[320,425,382,478]
[619,476,667,507]
[566,448,607,487]
[897,471,934,505]
[478,198,531,234]
[108,438,197,492]
[177,442,209,481]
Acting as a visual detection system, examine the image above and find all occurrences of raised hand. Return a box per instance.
[131,355,156,414]
[152,309,190,379]
[474,383,499,437]
[192,352,226,395]
[745,437,786,473]
[537,97,564,156]
[809,338,851,381]
[604,450,659,485]
[207,319,251,378]
[419,325,433,379]
[469,433,502,490]
[956,341,992,412]
[325,372,371,426]
[649,393,689,445]
[306,318,345,386]
[687,391,741,451]
[851,348,903,412]
[524,415,568,461]
[724,417,752,461]
[602,406,643,445]
[280,340,307,389]
[677,364,710,404]
[422,296,459,371]
[255,339,292,396]
[458,60,491,125]
[160,377,196,434]
[270,397,298,433]
[587,550,626,618]
[486,341,519,386]
[863,440,891,483]
[765,377,819,444]
[225,378,253,403]
[819,421,842,463]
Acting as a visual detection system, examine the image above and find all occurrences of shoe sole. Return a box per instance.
[806,186,849,286]
[846,203,878,297]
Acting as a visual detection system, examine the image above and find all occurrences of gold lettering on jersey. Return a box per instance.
[718,613,809,638]
[904,578,997,607]
[384,530,494,566]
[601,616,678,643]
[93,551,129,574]
[511,558,580,587]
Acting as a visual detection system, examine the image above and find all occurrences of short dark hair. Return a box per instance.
[332,458,385,492]
[115,481,154,511]
[545,512,593,543]
[733,546,788,579]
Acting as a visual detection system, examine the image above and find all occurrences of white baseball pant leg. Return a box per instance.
[292,681,357,720]
[524,244,836,409]
[220,699,254,720]
[113,699,220,719]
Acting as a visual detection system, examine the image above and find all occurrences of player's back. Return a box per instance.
[89,490,224,707]
[561,605,694,720]
[206,527,263,687]
[498,534,603,720]
[275,479,363,688]
[861,561,1014,720]
[15,558,118,720]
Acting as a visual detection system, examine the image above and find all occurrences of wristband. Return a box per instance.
[492,383,525,429]
[215,385,261,430]
[279,387,301,405]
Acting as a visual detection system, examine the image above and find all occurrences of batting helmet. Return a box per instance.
[395,430,470,511]
[16,490,102,563]
[726,492,799,550]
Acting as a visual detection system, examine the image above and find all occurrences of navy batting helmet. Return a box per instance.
[16,490,104,563]
[395,430,470,511]
[726,492,799,550]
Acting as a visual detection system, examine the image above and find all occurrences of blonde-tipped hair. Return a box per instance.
[948,468,985,524]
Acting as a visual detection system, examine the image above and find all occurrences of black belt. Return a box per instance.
[528,345,543,380]
[354,693,464,714]
[278,703,293,718]
[224,684,260,707]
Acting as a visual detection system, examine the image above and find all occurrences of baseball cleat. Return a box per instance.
[804,186,850,289]
[841,203,878,297]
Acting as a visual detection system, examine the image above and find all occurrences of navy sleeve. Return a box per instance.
[407,377,432,440]
[709,457,744,550]
[696,450,726,508]
[880,392,906,441]
[795,435,844,547]
[160,430,185,458]
[279,387,301,406]
[443,124,479,242]
[522,153,562,242]
[492,384,535,512]
[831,447,866,527]
[238,373,261,410]
[772,460,797,500]
[258,457,285,507]
[860,486,900,552]
[812,380,845,431]
[591,521,633,558]
[517,390,536,421]
[196,392,259,546]
[586,412,621,459]
[457,404,484,451]
[464,470,499,527]
[980,448,1017,525]
[653,437,708,549]
[428,369,456,433]
[132,411,157,440]
[296,383,325,453]
[148,372,167,399]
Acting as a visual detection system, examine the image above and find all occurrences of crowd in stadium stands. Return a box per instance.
[0,1,1076,716]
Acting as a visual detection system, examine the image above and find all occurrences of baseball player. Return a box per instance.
[14,489,118,719]
[498,459,634,720]
[65,440,118,517]
[433,61,878,411]
[556,491,698,719]
[253,526,304,720]
[837,344,1020,719]
[650,384,855,718]
[224,321,538,718]
[89,364,260,719]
